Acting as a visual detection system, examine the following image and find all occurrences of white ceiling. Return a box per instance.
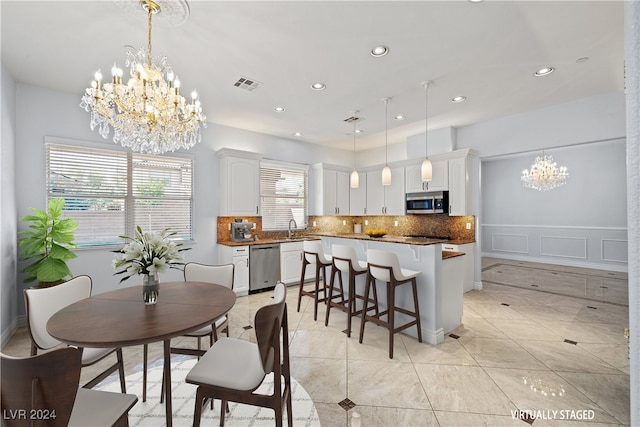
[1,1,625,152]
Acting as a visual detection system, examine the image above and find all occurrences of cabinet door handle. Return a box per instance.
[256,206,259,214]
[246,258,249,267]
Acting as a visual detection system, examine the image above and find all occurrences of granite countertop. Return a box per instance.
[218,235,320,246]
[313,232,448,246]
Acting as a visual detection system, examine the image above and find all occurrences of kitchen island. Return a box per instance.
[317,234,465,345]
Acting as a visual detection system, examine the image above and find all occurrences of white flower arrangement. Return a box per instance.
[113,226,189,283]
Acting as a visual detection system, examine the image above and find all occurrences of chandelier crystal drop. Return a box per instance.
[521,153,569,191]
[80,0,206,155]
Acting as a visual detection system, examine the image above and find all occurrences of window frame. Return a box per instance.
[259,159,309,232]
[45,136,195,248]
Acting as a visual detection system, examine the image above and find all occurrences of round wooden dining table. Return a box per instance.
[47,281,236,427]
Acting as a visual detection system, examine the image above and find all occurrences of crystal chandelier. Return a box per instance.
[80,0,206,155]
[521,152,569,191]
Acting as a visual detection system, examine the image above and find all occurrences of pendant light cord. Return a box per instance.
[385,99,389,164]
[425,82,429,157]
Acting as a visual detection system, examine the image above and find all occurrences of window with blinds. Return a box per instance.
[260,161,308,231]
[46,142,193,246]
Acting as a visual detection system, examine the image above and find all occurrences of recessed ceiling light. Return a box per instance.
[293,132,302,137]
[469,0,483,3]
[534,67,555,77]
[452,96,467,103]
[394,115,406,121]
[370,45,389,57]
[355,129,364,134]
[274,106,285,112]
[311,83,326,91]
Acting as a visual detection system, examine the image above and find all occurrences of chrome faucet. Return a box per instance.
[288,218,297,239]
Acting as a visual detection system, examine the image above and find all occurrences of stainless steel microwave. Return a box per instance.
[406,191,448,214]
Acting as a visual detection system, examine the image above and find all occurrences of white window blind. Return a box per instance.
[260,160,308,231]
[46,142,193,246]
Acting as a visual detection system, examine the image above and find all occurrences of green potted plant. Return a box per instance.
[19,198,78,288]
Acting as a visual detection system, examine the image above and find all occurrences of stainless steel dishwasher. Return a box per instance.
[249,244,281,293]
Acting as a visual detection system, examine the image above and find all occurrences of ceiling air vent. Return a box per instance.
[343,116,364,123]
[233,77,262,92]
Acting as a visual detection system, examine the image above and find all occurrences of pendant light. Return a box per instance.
[421,81,433,182]
[381,97,391,186]
[350,111,360,188]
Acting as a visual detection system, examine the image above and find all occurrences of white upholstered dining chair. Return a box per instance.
[23,275,127,392]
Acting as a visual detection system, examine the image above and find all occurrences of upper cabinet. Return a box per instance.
[349,174,367,216]
[218,149,262,216]
[405,160,449,193]
[447,149,478,216]
[366,166,405,215]
[312,164,350,216]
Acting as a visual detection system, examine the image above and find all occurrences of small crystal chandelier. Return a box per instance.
[350,111,360,188]
[80,0,206,155]
[421,81,433,182]
[521,152,569,191]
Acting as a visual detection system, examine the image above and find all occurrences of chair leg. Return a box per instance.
[220,399,227,427]
[359,273,373,344]
[193,388,204,427]
[388,282,395,359]
[116,348,127,393]
[324,266,337,326]
[296,259,309,313]
[312,262,322,321]
[142,344,148,402]
[412,278,423,343]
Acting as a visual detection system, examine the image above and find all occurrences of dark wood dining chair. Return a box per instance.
[23,275,127,392]
[186,282,293,427]
[1,347,138,427]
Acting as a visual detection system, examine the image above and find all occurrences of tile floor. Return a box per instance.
[2,257,631,426]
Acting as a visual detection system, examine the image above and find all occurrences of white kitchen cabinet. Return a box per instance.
[447,150,478,216]
[442,243,475,292]
[218,245,250,296]
[405,160,448,192]
[366,166,405,215]
[349,174,367,215]
[280,241,314,285]
[312,164,350,215]
[217,149,262,216]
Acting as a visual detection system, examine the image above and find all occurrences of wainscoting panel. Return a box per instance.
[601,239,628,263]
[481,224,628,272]
[491,233,529,254]
[539,236,587,259]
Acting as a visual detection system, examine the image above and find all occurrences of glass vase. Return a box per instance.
[142,274,160,305]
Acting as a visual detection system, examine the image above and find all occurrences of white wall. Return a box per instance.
[481,140,628,270]
[1,64,18,345]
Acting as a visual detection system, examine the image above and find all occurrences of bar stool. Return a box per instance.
[297,240,333,321]
[359,249,423,358]
[325,244,379,337]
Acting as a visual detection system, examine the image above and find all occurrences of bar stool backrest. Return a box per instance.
[332,244,360,273]
[303,239,330,264]
[367,249,402,282]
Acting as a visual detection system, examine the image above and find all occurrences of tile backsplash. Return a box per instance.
[218,214,475,242]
